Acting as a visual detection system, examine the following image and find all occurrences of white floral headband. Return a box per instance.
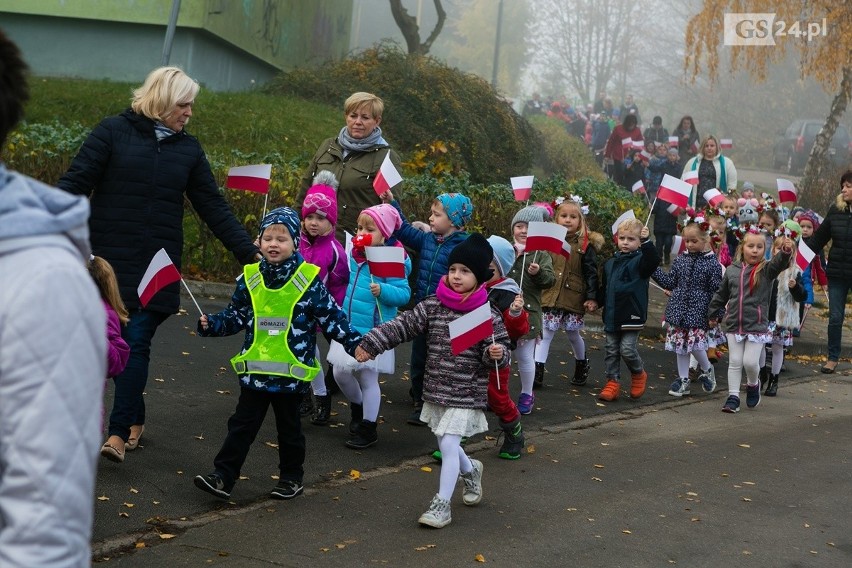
[552,194,589,216]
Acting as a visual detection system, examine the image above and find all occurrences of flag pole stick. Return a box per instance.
[261,193,269,220]
[798,304,810,332]
[492,332,501,390]
[519,252,527,289]
[370,274,383,321]
[650,281,667,293]
[644,196,658,226]
[180,278,204,317]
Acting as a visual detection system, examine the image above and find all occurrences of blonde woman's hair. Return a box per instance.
[700,135,720,157]
[131,66,199,122]
[88,256,129,324]
[344,92,384,120]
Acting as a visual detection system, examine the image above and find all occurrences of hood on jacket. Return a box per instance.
[0,164,91,260]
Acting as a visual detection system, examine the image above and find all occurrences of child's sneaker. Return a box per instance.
[699,366,716,393]
[721,395,740,413]
[517,393,535,415]
[460,459,483,505]
[270,479,303,500]
[668,377,691,397]
[630,370,647,398]
[418,494,451,528]
[745,382,761,408]
[194,472,231,500]
[598,379,620,401]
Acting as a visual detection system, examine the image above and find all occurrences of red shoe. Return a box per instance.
[598,380,620,401]
[630,370,648,399]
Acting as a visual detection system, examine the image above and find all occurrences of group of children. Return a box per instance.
[84,168,811,529]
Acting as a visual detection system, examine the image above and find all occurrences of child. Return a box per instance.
[652,195,679,265]
[387,192,473,426]
[760,223,808,396]
[740,181,755,200]
[90,255,131,462]
[708,227,793,413]
[354,234,511,528]
[328,204,411,449]
[652,215,722,397]
[796,210,826,335]
[757,202,781,260]
[299,171,349,425]
[597,219,660,401]
[486,235,530,459]
[508,205,556,413]
[535,196,602,387]
[194,207,362,500]
[708,212,732,267]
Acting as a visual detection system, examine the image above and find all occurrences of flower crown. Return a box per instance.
[774,224,800,241]
[552,194,589,215]
[733,222,762,241]
[759,192,781,214]
[678,207,710,233]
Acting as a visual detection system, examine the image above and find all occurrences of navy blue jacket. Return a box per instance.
[599,240,660,332]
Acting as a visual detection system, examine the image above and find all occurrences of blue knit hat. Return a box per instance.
[436,193,473,228]
[487,235,516,277]
[259,207,301,250]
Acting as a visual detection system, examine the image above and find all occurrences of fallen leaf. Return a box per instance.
[194,434,204,440]
[215,390,231,395]
[738,444,751,448]
[119,512,129,518]
[129,487,139,494]
[526,445,536,454]
[335,543,346,549]
[349,469,361,480]
[593,464,605,469]
[421,466,432,473]
[264,441,279,449]
[622,530,632,534]
[181,351,190,356]
[135,542,145,549]
[320,548,330,552]
[97,495,110,501]
[158,534,176,540]
[475,553,486,562]
[123,503,135,508]
[742,497,752,502]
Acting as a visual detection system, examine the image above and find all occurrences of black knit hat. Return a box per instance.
[447,233,494,285]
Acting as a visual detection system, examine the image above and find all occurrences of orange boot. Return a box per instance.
[598,379,620,401]
[630,370,648,399]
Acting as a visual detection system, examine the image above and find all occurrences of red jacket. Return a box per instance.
[604,125,643,162]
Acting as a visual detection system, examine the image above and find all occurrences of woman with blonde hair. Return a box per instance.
[59,66,260,464]
[681,135,738,208]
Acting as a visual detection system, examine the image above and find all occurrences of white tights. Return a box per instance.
[535,328,585,363]
[676,350,711,379]
[334,367,381,421]
[514,338,537,395]
[437,433,473,501]
[725,336,765,396]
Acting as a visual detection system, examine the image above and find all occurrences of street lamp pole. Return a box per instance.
[161,0,181,66]
[491,0,504,89]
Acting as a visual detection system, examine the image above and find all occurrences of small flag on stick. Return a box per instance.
[365,246,406,278]
[658,174,693,209]
[670,235,687,257]
[719,138,733,150]
[777,178,798,204]
[448,303,494,355]
[703,188,726,207]
[666,203,683,216]
[668,136,679,146]
[621,137,632,150]
[510,175,534,201]
[796,240,816,272]
[683,169,699,185]
[525,222,569,258]
[611,209,636,238]
[632,180,646,194]
[372,152,402,196]
[227,164,272,194]
[138,248,181,307]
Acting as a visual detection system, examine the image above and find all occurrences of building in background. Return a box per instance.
[0,0,353,91]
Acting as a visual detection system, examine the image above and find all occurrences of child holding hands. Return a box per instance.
[355,234,511,528]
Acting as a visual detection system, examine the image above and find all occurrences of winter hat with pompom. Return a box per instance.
[302,170,339,226]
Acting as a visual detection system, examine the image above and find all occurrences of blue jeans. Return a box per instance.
[108,309,169,440]
[827,278,851,361]
[604,331,643,379]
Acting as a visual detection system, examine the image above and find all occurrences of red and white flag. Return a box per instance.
[668,136,679,146]
[719,138,733,150]
[658,174,692,208]
[632,139,645,150]
[666,203,683,216]
[510,175,534,201]
[683,169,699,185]
[372,152,402,196]
[365,246,405,278]
[777,178,798,203]
[448,303,494,355]
[632,180,646,194]
[525,221,569,258]
[138,248,181,307]
[670,235,687,257]
[691,139,700,153]
[639,150,652,161]
[227,164,272,194]
[611,209,636,238]
[621,137,632,149]
[703,188,726,207]
[796,241,816,272]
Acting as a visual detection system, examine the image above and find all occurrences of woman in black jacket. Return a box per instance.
[59,67,259,464]
[809,170,852,373]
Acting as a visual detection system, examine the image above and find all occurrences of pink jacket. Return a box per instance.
[104,300,129,378]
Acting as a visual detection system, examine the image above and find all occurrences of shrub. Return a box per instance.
[530,115,606,181]
[266,43,542,184]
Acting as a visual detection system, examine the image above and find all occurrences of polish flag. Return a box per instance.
[777,178,798,204]
[691,139,700,154]
[683,169,699,185]
[703,188,726,207]
[639,150,652,161]
[448,303,494,355]
[632,139,645,150]
[510,175,534,201]
[365,246,405,278]
[666,203,683,216]
[138,248,181,307]
[719,138,733,150]
[796,241,816,272]
[227,164,272,194]
[611,209,636,238]
[525,222,569,258]
[658,174,692,208]
[621,137,632,149]
[632,180,646,194]
[668,136,679,146]
[372,152,402,196]
[670,235,687,257]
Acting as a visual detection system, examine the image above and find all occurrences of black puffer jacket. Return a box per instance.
[810,199,852,282]
[58,109,258,313]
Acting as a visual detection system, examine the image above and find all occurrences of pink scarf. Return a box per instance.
[435,276,488,313]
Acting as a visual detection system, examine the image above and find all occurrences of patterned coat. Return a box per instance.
[652,250,723,329]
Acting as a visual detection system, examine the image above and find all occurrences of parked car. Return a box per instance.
[772,119,852,174]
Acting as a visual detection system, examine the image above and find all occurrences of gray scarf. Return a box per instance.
[337,126,387,157]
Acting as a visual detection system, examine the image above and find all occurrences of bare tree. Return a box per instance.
[389,0,447,55]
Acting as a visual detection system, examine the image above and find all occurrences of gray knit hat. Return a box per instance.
[511,204,550,228]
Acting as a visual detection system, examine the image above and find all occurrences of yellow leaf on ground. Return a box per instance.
[475,553,486,562]
[349,469,361,479]
[135,542,145,549]
[623,530,632,534]
[158,534,176,539]
[123,503,134,508]
[738,444,750,448]
[526,445,536,454]
[594,464,605,468]
[97,495,110,501]
[421,466,432,473]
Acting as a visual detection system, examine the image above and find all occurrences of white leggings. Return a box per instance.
[676,350,711,379]
[535,328,585,363]
[437,433,473,501]
[334,367,381,422]
[725,336,765,395]
[759,343,785,375]
[514,338,537,395]
[310,346,326,396]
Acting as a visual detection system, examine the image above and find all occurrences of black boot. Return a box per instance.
[764,373,779,397]
[311,395,332,425]
[345,420,378,449]
[349,403,363,434]
[299,393,314,417]
[498,418,525,460]
[571,359,590,386]
[759,366,770,391]
[324,364,340,396]
[533,362,545,389]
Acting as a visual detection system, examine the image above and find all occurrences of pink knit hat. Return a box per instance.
[361,204,402,239]
[302,171,339,226]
